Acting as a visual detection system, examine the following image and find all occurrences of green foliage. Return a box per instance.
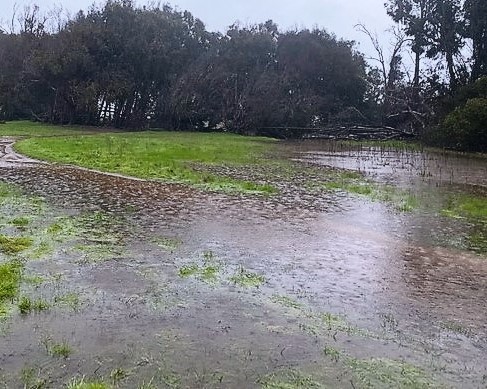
[435,97,487,151]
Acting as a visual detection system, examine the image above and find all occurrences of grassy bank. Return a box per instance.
[13,127,280,194]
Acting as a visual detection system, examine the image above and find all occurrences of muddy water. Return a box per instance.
[0,139,486,388]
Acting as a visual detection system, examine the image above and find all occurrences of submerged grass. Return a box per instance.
[0,235,33,254]
[230,266,266,287]
[15,130,279,194]
[258,369,321,389]
[324,171,418,212]
[348,357,435,388]
[0,260,22,315]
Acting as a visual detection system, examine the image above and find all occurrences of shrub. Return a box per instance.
[434,98,487,151]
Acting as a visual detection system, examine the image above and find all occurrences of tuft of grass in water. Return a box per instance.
[152,237,182,252]
[55,292,81,312]
[231,266,266,288]
[0,260,22,315]
[179,263,220,284]
[110,368,129,386]
[179,264,199,278]
[20,367,48,389]
[323,345,341,363]
[44,339,72,359]
[15,130,280,194]
[271,294,303,310]
[347,357,435,388]
[18,296,50,314]
[10,217,30,229]
[0,235,33,254]
[67,376,111,389]
[258,369,321,388]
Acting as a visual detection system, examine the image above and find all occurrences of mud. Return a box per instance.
[0,138,486,388]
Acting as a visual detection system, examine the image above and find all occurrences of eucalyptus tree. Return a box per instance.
[464,0,487,80]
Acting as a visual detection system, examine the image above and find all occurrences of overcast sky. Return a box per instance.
[0,0,394,58]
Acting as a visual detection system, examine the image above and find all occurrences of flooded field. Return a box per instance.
[0,138,486,388]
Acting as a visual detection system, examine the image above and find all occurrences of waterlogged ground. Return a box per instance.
[0,136,486,388]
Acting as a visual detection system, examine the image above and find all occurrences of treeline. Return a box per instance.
[0,0,486,151]
[0,1,367,134]
[377,0,487,151]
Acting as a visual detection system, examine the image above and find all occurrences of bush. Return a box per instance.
[429,98,487,152]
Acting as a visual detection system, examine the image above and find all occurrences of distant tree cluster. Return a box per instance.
[0,0,485,150]
[377,0,487,151]
[0,0,367,134]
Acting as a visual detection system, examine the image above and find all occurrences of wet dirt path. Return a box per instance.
[0,138,486,388]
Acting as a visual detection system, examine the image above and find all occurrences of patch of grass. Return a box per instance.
[324,176,418,212]
[15,130,279,194]
[440,321,472,337]
[152,237,182,252]
[18,296,50,314]
[55,292,81,312]
[0,260,22,315]
[271,294,303,310]
[178,263,220,284]
[258,369,321,388]
[0,235,33,254]
[20,367,48,389]
[67,376,111,389]
[467,229,487,254]
[442,194,487,221]
[179,264,199,278]
[323,345,341,363]
[0,120,91,137]
[46,340,72,359]
[348,357,434,388]
[10,217,30,229]
[110,368,129,386]
[231,266,266,288]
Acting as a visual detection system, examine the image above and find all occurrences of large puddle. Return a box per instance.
[0,139,486,388]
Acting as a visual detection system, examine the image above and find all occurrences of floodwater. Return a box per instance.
[0,138,486,388]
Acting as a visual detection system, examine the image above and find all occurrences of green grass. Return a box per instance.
[15,130,279,193]
[179,263,220,284]
[67,377,111,389]
[18,296,50,314]
[259,369,321,388]
[10,217,30,228]
[47,340,73,358]
[230,266,266,287]
[0,235,34,254]
[324,173,418,212]
[347,357,435,388]
[0,120,92,137]
[442,194,487,220]
[0,260,22,315]
[271,294,303,310]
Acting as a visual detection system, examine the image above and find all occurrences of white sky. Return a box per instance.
[0,0,394,60]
